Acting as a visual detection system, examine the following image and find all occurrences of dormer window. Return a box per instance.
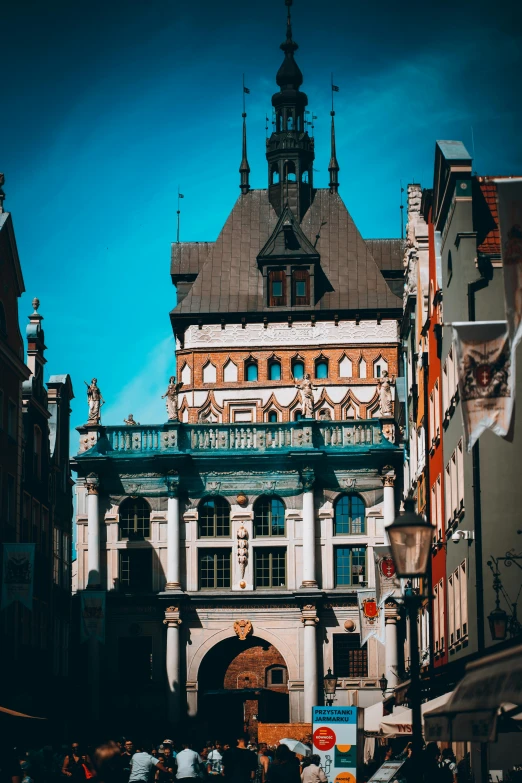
[268,270,286,306]
[292,269,310,305]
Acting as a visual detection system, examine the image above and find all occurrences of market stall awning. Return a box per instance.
[378,693,453,737]
[424,644,522,742]
[364,702,408,734]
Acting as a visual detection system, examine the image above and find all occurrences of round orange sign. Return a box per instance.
[313,726,336,751]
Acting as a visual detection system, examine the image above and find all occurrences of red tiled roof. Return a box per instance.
[475,177,500,255]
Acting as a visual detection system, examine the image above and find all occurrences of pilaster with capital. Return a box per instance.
[164,606,182,724]
[86,473,101,587]
[384,600,400,689]
[381,467,396,529]
[301,604,319,719]
[166,472,181,590]
[301,468,317,589]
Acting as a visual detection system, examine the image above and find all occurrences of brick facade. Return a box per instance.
[258,723,313,747]
[223,642,288,692]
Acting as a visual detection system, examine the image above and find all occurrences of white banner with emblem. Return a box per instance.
[358,588,385,646]
[452,321,515,451]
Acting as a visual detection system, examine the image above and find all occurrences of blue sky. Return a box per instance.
[2,0,521,448]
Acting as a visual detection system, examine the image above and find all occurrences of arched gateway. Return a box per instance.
[195,635,291,741]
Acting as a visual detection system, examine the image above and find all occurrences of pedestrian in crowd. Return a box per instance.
[457,752,472,783]
[128,745,169,783]
[175,742,203,783]
[62,744,95,783]
[120,741,134,783]
[422,743,442,783]
[207,742,224,778]
[383,747,394,763]
[300,755,326,783]
[265,746,300,783]
[156,747,176,783]
[439,749,458,783]
[222,737,257,783]
[256,746,271,783]
[91,743,123,783]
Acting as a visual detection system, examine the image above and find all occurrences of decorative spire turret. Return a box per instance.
[328,111,340,193]
[240,77,251,195]
[266,0,314,220]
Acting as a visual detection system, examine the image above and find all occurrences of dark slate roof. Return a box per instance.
[172,189,402,317]
[365,239,405,271]
[170,241,213,279]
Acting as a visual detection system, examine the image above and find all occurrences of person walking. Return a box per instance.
[256,747,271,783]
[300,756,326,783]
[439,749,457,783]
[175,743,203,783]
[207,742,224,778]
[120,743,134,783]
[222,737,257,783]
[157,747,176,783]
[265,746,300,783]
[128,746,168,783]
[62,744,95,783]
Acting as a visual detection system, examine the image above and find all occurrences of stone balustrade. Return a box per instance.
[79,419,396,456]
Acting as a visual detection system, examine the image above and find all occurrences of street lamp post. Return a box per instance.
[379,673,388,697]
[387,497,435,777]
[323,668,338,707]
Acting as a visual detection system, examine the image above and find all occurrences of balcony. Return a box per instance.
[77,419,397,458]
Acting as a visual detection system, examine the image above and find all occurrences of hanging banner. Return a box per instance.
[496,179,522,348]
[80,591,106,643]
[373,547,400,606]
[312,706,357,783]
[452,321,515,451]
[1,543,35,610]
[358,588,384,646]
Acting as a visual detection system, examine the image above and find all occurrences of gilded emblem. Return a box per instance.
[234,619,253,640]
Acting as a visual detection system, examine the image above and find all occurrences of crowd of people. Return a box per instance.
[1,736,327,783]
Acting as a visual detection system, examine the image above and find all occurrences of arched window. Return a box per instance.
[224,359,238,382]
[301,170,309,183]
[285,161,296,182]
[202,361,216,383]
[294,410,303,421]
[267,410,278,423]
[271,165,280,185]
[292,359,305,380]
[315,358,329,379]
[287,114,294,131]
[119,497,151,540]
[266,665,288,686]
[373,357,388,378]
[199,496,230,537]
[268,359,281,381]
[245,359,258,382]
[334,494,365,535]
[254,496,285,537]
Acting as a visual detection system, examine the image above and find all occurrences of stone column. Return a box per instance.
[164,606,182,724]
[384,601,400,690]
[301,469,317,588]
[86,474,100,587]
[166,473,181,590]
[382,468,396,530]
[302,605,319,721]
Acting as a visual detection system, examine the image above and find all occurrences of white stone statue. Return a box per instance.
[85,378,104,425]
[162,375,183,421]
[295,373,316,418]
[378,371,395,418]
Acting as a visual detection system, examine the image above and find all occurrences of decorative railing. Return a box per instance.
[80,419,396,456]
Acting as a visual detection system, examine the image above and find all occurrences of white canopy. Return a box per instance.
[364,702,408,734]
[378,693,453,737]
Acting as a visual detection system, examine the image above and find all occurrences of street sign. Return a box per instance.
[312,706,358,783]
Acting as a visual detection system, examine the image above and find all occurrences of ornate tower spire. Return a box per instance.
[266,0,314,220]
[239,111,250,195]
[328,111,340,193]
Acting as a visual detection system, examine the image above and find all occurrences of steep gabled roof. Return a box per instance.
[172,188,401,318]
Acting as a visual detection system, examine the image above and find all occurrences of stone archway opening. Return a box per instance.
[198,635,289,742]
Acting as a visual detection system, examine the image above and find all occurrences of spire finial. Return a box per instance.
[240,76,250,195]
[329,78,340,193]
[285,0,293,40]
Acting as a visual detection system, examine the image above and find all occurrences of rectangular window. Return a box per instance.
[434,380,440,435]
[433,585,440,653]
[119,549,153,591]
[269,270,286,306]
[292,269,310,305]
[255,547,286,589]
[199,549,232,589]
[429,391,435,442]
[431,483,437,541]
[451,451,458,517]
[448,574,455,646]
[436,476,442,540]
[333,634,368,678]
[457,439,464,510]
[335,546,366,586]
[454,567,461,640]
[8,400,17,440]
[460,560,468,637]
[445,463,452,527]
[442,360,449,414]
[439,579,445,652]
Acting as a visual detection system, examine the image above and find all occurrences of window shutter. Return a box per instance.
[292,268,310,305]
[269,269,286,306]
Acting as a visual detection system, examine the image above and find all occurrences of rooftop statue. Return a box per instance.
[295,373,316,418]
[162,375,183,421]
[85,378,104,425]
[378,371,395,418]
